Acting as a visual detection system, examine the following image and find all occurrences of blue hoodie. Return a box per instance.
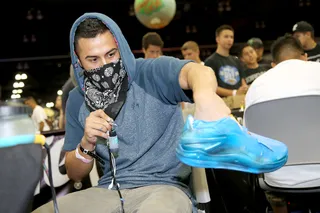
[64,12,196,209]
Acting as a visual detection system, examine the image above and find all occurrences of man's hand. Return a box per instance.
[236,85,249,95]
[81,109,112,150]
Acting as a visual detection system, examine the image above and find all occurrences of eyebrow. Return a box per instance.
[85,48,118,59]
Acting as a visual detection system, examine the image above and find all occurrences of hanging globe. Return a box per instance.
[134,0,177,29]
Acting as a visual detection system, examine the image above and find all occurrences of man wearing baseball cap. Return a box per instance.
[247,37,272,68]
[292,21,320,62]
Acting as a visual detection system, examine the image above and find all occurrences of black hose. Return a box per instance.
[44,143,60,213]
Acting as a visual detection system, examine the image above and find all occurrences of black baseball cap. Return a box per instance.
[292,21,314,33]
[247,37,264,49]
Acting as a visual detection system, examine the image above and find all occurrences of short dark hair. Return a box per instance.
[74,18,109,53]
[215,25,234,37]
[271,34,304,64]
[142,32,164,49]
[24,96,36,104]
[238,44,252,57]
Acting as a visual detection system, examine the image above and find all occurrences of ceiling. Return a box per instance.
[0,0,317,104]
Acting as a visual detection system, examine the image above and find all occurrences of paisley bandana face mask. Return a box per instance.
[83,59,128,120]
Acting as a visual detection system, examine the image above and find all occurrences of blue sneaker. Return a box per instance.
[176,115,288,174]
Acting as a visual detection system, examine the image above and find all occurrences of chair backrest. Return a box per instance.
[244,95,320,166]
[0,144,42,213]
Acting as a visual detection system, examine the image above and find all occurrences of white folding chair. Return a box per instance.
[244,95,320,194]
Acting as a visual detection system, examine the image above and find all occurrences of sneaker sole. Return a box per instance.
[176,144,288,174]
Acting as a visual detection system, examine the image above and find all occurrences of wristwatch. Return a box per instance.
[79,143,105,165]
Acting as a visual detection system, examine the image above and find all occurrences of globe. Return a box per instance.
[134,0,177,29]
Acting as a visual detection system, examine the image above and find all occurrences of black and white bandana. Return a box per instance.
[83,59,128,120]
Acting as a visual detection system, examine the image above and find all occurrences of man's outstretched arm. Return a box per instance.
[179,62,231,121]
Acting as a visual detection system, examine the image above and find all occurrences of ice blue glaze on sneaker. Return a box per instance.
[176,115,288,174]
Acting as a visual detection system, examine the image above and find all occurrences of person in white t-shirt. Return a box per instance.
[245,35,320,213]
[181,41,204,65]
[24,96,51,133]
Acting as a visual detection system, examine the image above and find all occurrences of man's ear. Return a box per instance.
[77,59,83,69]
[301,53,308,61]
[306,31,312,38]
[271,62,276,68]
[239,55,244,62]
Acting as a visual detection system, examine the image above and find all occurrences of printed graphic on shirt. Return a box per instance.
[306,44,320,62]
[244,65,269,85]
[219,65,240,86]
[245,72,265,84]
[308,54,320,62]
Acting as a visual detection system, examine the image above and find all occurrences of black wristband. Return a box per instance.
[79,144,105,165]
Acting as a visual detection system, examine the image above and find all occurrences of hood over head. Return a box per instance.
[69,13,136,94]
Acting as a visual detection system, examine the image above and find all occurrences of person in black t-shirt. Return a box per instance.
[247,37,272,69]
[239,44,269,85]
[292,21,320,62]
[205,25,248,97]
[142,32,164,59]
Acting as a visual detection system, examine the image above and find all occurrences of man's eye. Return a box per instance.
[108,52,115,57]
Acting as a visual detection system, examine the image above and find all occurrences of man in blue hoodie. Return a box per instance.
[33,13,287,213]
